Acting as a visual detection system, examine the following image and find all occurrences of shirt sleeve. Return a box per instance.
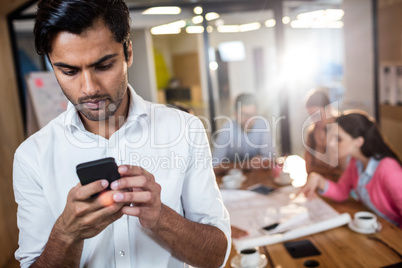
[13,146,57,268]
[182,117,232,267]
[321,158,357,202]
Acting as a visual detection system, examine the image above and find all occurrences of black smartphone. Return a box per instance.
[284,240,321,258]
[262,223,279,231]
[247,184,276,195]
[76,157,120,191]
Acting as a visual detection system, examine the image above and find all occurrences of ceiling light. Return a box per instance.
[192,15,203,24]
[297,10,324,20]
[205,12,220,21]
[297,9,344,22]
[186,26,204,33]
[167,20,187,28]
[151,25,181,35]
[193,6,203,15]
[142,6,181,15]
[209,62,218,71]
[323,9,345,21]
[290,19,344,29]
[150,20,186,35]
[239,22,261,32]
[215,19,225,27]
[207,26,214,33]
[265,19,276,28]
[217,25,240,33]
[282,16,291,24]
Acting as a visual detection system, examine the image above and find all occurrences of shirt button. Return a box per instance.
[119,251,125,257]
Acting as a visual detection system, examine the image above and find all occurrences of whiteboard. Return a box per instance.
[25,72,68,130]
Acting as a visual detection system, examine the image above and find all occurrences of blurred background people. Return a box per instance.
[212,93,276,175]
[304,89,345,181]
[301,111,402,228]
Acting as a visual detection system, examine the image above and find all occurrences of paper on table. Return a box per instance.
[221,186,351,250]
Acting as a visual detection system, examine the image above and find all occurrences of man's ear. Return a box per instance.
[355,136,365,148]
[127,40,133,67]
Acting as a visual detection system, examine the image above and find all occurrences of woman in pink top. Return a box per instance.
[301,111,402,227]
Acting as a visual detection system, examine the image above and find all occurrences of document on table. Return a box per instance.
[221,186,351,250]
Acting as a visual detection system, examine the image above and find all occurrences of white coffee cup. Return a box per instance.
[222,174,243,189]
[354,211,377,230]
[239,246,260,267]
[228,168,243,176]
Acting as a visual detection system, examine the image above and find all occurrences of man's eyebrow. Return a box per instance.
[52,54,119,69]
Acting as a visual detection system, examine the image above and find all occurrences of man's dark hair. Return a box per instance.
[305,89,330,108]
[34,0,131,61]
[234,93,257,111]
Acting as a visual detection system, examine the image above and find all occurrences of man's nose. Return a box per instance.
[81,70,100,95]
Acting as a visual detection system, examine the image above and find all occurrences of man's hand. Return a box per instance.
[57,180,125,242]
[111,165,162,229]
[110,165,227,267]
[30,180,125,268]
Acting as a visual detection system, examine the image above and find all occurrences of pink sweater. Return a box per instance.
[323,157,402,228]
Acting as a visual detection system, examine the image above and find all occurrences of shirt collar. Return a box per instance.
[356,157,381,177]
[64,84,148,133]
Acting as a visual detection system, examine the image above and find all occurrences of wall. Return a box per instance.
[129,29,157,102]
[378,0,402,159]
[342,0,374,115]
[0,1,27,267]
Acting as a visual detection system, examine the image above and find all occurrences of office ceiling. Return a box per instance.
[14,0,342,31]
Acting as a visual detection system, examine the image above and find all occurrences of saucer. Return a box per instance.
[230,253,267,268]
[219,183,241,190]
[348,220,382,234]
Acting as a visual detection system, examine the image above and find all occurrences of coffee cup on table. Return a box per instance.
[239,246,260,267]
[354,211,377,230]
[228,168,243,176]
[222,174,244,189]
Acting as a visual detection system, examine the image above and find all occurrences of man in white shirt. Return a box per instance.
[13,0,230,267]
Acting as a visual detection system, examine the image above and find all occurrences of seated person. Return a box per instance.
[300,111,402,228]
[212,93,276,174]
[304,89,345,181]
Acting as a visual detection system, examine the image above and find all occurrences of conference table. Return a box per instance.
[217,168,402,268]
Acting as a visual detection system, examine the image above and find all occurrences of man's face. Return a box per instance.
[238,104,258,130]
[48,20,133,122]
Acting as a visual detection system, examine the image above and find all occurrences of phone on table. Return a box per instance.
[76,157,120,193]
[247,183,275,195]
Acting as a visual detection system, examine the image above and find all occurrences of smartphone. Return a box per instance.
[247,183,276,195]
[76,157,120,191]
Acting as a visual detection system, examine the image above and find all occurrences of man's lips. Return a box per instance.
[82,99,107,109]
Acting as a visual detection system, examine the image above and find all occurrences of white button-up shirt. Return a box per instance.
[13,85,231,268]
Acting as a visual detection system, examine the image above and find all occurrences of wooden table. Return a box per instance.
[218,169,402,268]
